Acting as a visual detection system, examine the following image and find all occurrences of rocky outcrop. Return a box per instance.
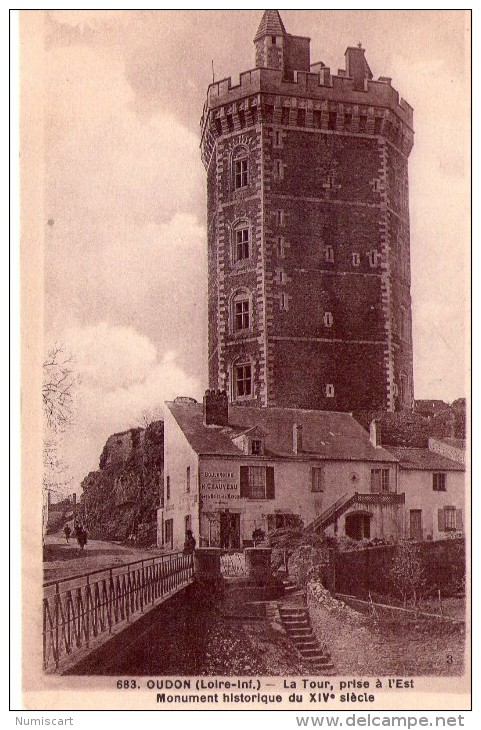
[80,421,163,544]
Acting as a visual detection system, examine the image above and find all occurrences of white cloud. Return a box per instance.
[58,322,201,488]
[63,322,157,389]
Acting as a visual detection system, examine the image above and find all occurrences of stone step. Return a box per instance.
[286,629,313,637]
[299,647,328,658]
[279,606,307,616]
[309,659,334,670]
[290,636,319,648]
[282,621,310,628]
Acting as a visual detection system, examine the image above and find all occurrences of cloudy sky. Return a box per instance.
[39,9,470,490]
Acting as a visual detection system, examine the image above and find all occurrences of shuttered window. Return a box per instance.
[239,465,275,499]
[438,506,462,532]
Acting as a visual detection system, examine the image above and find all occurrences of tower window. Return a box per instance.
[324,245,334,263]
[166,476,170,501]
[234,362,252,399]
[234,299,250,331]
[274,129,282,148]
[352,252,360,267]
[325,384,335,398]
[368,250,380,267]
[234,158,248,188]
[323,312,333,327]
[271,36,277,45]
[231,289,252,334]
[279,292,290,311]
[276,209,285,226]
[186,466,191,493]
[233,147,249,190]
[234,225,250,262]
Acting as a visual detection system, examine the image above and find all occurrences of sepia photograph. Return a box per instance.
[18,8,470,712]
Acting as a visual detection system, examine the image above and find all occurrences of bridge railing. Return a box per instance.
[43,552,194,671]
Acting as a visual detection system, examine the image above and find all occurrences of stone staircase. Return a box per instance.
[278,604,334,671]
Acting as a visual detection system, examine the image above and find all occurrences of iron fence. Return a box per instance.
[43,552,194,671]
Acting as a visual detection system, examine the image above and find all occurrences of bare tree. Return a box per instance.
[137,407,163,429]
[43,344,79,501]
[43,344,79,433]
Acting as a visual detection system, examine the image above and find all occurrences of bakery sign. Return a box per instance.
[200,470,239,507]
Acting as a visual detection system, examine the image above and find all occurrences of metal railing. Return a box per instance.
[43,552,194,671]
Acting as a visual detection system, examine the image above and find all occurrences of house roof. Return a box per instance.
[436,437,466,450]
[386,447,465,472]
[166,401,398,463]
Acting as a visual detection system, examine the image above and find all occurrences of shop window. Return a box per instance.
[240,465,275,499]
[433,473,447,492]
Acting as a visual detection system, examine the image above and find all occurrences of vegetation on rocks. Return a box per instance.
[79,420,163,544]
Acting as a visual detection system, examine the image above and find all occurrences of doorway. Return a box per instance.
[164,518,173,550]
[345,513,371,540]
[219,511,241,550]
[409,510,422,541]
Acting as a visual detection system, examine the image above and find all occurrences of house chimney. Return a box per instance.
[293,423,303,454]
[203,389,229,426]
[369,419,381,447]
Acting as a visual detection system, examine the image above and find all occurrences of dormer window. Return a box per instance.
[251,439,262,455]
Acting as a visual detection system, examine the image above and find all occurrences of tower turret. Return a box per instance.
[254,10,310,80]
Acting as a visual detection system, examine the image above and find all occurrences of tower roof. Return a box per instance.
[254,10,286,42]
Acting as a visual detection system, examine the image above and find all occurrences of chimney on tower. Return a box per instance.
[203,389,229,427]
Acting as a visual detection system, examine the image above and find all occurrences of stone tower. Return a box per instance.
[200,10,414,412]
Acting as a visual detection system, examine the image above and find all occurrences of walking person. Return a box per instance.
[63,523,72,544]
[76,524,88,551]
